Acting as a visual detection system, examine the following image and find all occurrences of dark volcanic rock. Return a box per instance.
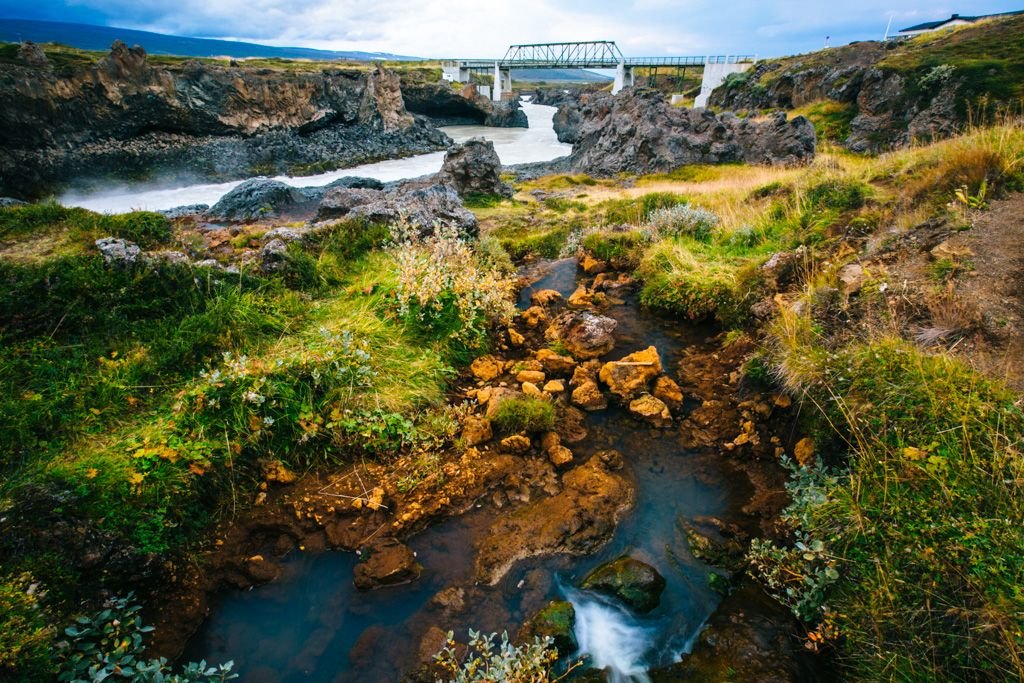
[316,183,478,237]
[566,88,815,176]
[486,98,528,128]
[208,179,304,221]
[0,48,449,198]
[520,601,578,655]
[401,81,526,128]
[158,204,209,219]
[17,41,50,69]
[580,556,666,613]
[436,138,513,198]
[0,197,27,208]
[552,102,583,144]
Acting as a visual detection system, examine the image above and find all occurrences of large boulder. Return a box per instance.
[545,311,617,360]
[316,183,478,237]
[436,138,513,198]
[567,88,815,176]
[208,179,305,221]
[580,556,666,613]
[553,102,583,144]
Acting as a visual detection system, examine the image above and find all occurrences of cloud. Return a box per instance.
[5,0,1024,58]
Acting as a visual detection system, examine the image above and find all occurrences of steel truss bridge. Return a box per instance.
[442,41,754,103]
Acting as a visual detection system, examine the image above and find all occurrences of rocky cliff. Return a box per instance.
[563,88,815,175]
[0,41,449,198]
[708,14,1024,152]
[401,81,527,127]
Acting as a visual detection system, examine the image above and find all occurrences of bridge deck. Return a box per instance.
[450,55,754,70]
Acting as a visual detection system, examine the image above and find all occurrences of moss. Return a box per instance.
[490,397,556,434]
[789,101,857,144]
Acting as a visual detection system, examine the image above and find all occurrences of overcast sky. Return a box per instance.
[2,0,1021,58]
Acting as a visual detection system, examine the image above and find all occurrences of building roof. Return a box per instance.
[899,10,1024,33]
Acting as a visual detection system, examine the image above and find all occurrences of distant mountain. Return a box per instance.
[0,18,420,61]
[512,68,611,83]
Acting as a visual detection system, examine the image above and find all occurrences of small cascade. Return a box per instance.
[567,588,655,683]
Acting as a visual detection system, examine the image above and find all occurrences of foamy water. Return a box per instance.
[60,101,570,214]
[568,589,655,683]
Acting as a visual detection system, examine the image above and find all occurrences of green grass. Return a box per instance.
[0,203,172,249]
[490,396,556,434]
[790,101,857,144]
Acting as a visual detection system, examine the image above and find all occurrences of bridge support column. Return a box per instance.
[694,56,752,108]
[493,62,502,101]
[613,61,633,94]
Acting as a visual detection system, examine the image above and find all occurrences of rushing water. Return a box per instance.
[60,100,570,214]
[186,259,755,681]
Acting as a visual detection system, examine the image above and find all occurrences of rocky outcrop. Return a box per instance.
[353,537,422,590]
[401,81,526,127]
[545,311,617,360]
[520,601,577,655]
[316,183,478,237]
[0,43,449,198]
[552,102,583,144]
[565,89,815,176]
[208,179,306,221]
[436,138,513,198]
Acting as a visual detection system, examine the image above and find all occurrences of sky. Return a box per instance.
[1,0,1021,58]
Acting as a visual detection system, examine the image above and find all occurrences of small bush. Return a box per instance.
[434,630,561,683]
[490,397,555,434]
[804,180,867,213]
[599,192,687,225]
[645,203,720,241]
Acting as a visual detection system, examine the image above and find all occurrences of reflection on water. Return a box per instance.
[60,102,570,214]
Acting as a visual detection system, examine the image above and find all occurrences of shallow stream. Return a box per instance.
[184,259,757,681]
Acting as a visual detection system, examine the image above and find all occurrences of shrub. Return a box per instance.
[599,192,686,225]
[804,180,867,213]
[490,397,555,434]
[434,630,561,683]
[644,203,720,241]
[57,594,236,682]
[0,573,53,680]
[390,222,516,352]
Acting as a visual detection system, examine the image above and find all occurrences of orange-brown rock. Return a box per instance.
[470,355,503,382]
[535,348,576,375]
[629,394,673,428]
[531,289,564,306]
[516,369,547,385]
[521,306,550,328]
[501,435,532,453]
[461,415,493,447]
[571,380,608,411]
[653,375,684,410]
[794,437,816,466]
[599,346,663,400]
[581,255,608,275]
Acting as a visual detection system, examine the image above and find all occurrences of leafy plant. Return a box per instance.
[645,203,720,241]
[434,630,565,683]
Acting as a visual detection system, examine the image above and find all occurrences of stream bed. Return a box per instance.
[184,259,761,682]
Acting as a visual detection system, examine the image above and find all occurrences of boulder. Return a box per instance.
[316,183,478,238]
[535,349,576,375]
[516,369,546,385]
[436,138,513,198]
[629,394,673,428]
[17,42,50,69]
[95,237,141,268]
[470,355,504,382]
[580,556,666,613]
[461,416,493,447]
[653,376,684,411]
[208,179,305,221]
[599,346,663,400]
[353,537,422,590]
[545,311,617,360]
[520,601,578,655]
[571,380,608,412]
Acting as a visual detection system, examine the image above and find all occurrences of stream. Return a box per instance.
[183,259,757,682]
[59,100,570,214]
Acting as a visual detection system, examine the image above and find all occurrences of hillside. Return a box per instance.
[709,14,1024,152]
[0,18,418,61]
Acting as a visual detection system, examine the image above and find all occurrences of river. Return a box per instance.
[59,101,570,214]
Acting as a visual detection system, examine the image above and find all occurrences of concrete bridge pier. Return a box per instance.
[612,61,634,94]
[493,62,512,101]
[694,56,752,107]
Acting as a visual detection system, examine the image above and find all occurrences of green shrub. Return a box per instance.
[490,397,555,434]
[804,179,867,213]
[581,230,646,262]
[0,573,53,680]
[645,203,720,241]
[599,192,687,225]
[434,630,561,682]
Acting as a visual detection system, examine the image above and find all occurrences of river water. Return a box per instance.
[184,259,754,682]
[59,101,570,214]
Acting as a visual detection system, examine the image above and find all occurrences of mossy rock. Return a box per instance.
[580,556,666,613]
[519,600,577,656]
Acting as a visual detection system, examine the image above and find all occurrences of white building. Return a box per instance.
[897,10,1024,38]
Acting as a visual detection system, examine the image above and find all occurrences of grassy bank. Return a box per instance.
[0,209,512,679]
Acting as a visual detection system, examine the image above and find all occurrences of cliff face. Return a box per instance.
[401,81,527,128]
[565,89,815,176]
[708,15,1024,152]
[0,42,448,198]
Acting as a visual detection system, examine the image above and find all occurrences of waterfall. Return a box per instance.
[566,589,655,683]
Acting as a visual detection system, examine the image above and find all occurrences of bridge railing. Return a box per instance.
[446,52,757,70]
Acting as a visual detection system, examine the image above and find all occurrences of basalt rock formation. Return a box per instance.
[0,41,449,198]
[316,183,478,237]
[436,138,513,198]
[565,88,816,175]
[401,81,528,127]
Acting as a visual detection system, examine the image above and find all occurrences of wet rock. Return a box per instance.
[629,394,673,427]
[158,203,208,219]
[353,537,422,590]
[316,183,478,238]
[435,138,513,198]
[649,581,811,683]
[516,369,546,385]
[554,406,588,444]
[571,380,608,412]
[241,554,281,584]
[520,600,578,655]
[500,434,532,453]
[548,445,575,469]
[470,355,504,382]
[580,556,666,613]
[684,516,748,572]
[535,348,576,375]
[543,379,565,394]
[596,449,624,471]
[599,346,663,400]
[566,285,606,310]
[531,289,564,307]
[476,457,634,584]
[653,376,684,411]
[521,306,550,329]
[461,415,493,447]
[580,255,608,275]
[95,237,141,268]
[545,311,617,360]
[208,179,304,221]
[418,625,450,663]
